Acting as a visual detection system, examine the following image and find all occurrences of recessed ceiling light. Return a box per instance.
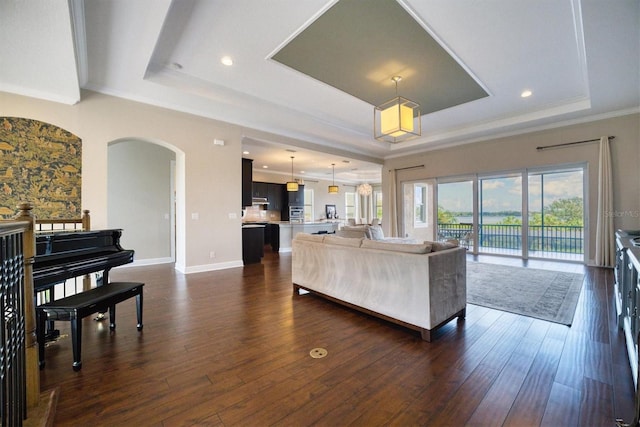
[300,171,305,174]
[262,165,268,169]
[221,56,233,66]
[242,151,249,155]
[521,90,532,98]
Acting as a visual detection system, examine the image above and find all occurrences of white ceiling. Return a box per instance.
[1,0,638,184]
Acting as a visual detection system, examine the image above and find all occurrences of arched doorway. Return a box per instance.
[107,138,186,269]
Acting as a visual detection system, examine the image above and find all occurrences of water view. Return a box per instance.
[437,168,585,259]
[454,215,521,225]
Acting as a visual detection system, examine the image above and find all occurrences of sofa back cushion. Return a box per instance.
[336,229,368,239]
[361,239,431,254]
[324,235,363,247]
[294,233,325,243]
[426,240,459,251]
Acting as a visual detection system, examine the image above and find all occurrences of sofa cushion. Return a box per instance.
[428,240,458,251]
[324,235,363,247]
[336,229,368,239]
[294,233,325,243]
[361,239,431,254]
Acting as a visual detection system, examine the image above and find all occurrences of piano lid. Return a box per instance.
[33,229,134,291]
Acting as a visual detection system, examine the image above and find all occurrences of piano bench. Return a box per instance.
[36,281,144,371]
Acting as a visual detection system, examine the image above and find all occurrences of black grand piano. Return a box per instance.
[34,229,139,369]
[34,229,134,294]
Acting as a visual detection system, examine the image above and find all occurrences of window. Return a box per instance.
[402,180,434,240]
[304,188,314,222]
[434,165,584,261]
[374,190,383,221]
[414,183,427,226]
[345,192,356,219]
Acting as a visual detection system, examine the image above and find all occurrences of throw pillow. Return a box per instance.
[368,225,384,240]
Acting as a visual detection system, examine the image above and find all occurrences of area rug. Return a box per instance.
[466,262,584,325]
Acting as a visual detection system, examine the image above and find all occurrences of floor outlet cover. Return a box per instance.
[310,348,328,358]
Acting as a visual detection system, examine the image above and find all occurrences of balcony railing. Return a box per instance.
[438,223,584,255]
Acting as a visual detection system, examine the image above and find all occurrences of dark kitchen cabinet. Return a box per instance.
[288,185,304,205]
[269,223,280,252]
[252,182,268,198]
[251,182,284,211]
[267,183,284,211]
[242,158,253,207]
[242,226,264,265]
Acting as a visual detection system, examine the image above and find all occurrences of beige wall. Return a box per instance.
[383,113,640,263]
[3,87,636,269]
[1,90,244,272]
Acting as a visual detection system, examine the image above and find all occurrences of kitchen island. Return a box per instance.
[242,224,265,264]
[271,222,339,252]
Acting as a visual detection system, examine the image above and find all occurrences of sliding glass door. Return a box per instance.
[437,180,475,250]
[527,168,584,261]
[478,174,523,256]
[434,165,585,261]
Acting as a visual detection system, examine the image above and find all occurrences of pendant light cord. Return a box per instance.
[290,156,294,181]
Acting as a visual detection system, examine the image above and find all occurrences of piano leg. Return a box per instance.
[39,287,60,341]
[95,271,109,321]
[70,313,82,371]
[136,292,143,331]
[109,305,116,330]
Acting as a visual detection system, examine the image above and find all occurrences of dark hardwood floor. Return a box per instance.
[38,249,636,426]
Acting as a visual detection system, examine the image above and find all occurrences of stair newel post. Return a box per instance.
[82,209,91,231]
[15,202,40,408]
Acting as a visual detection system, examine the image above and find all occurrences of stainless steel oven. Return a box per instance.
[289,206,304,223]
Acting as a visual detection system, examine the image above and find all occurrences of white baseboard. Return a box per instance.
[114,257,246,274]
[115,257,174,268]
[182,260,244,274]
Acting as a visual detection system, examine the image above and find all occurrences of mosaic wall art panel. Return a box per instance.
[0,117,82,219]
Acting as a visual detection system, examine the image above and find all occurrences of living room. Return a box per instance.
[1,0,639,425]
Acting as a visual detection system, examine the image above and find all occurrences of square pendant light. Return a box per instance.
[374,76,421,143]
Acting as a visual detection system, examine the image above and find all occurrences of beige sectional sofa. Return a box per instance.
[292,233,467,341]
